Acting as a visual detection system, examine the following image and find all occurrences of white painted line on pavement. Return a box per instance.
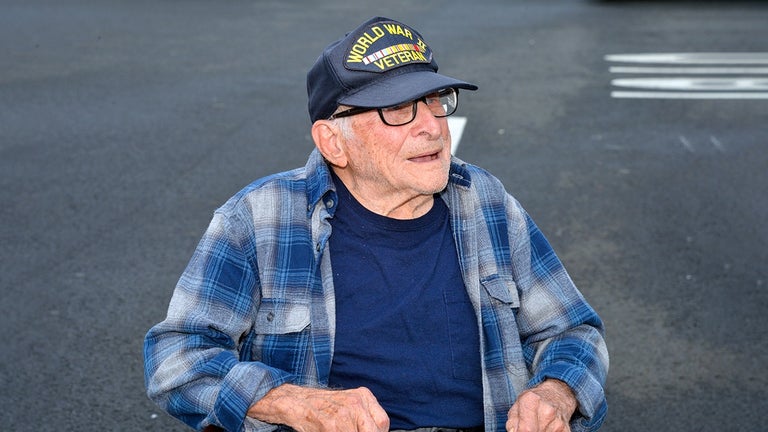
[606,52,768,100]
[447,116,467,155]
[605,53,768,64]
[610,66,768,74]
[612,77,768,91]
[611,91,768,99]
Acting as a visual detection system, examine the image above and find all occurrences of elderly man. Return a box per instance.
[144,16,608,432]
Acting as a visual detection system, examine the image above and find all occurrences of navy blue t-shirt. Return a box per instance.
[328,177,484,429]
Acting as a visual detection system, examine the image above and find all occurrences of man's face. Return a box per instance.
[339,99,453,206]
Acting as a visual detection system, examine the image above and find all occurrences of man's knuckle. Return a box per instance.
[540,403,556,416]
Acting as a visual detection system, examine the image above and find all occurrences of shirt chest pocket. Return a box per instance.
[250,299,312,368]
[479,274,526,374]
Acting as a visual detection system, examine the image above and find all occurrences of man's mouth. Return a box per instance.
[408,151,441,163]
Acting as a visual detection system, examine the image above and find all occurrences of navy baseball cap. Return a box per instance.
[307,16,478,122]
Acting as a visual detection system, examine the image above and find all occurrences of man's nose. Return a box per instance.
[411,100,442,136]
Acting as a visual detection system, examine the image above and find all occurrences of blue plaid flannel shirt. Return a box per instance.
[144,149,608,432]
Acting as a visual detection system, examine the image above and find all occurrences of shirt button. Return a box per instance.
[326,199,334,208]
[266,312,274,322]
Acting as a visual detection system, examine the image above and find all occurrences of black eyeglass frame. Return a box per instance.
[328,88,459,126]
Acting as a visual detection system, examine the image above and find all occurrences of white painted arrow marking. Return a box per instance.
[447,116,467,155]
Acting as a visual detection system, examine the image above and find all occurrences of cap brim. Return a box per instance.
[338,70,478,109]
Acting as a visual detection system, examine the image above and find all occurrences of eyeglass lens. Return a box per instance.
[379,88,458,126]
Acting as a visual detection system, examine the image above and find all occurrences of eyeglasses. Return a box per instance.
[328,88,459,126]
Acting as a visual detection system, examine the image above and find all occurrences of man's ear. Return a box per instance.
[311,120,348,168]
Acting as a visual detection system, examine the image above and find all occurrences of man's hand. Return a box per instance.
[506,379,577,432]
[247,384,390,432]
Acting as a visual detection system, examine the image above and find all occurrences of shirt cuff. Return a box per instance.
[210,361,294,432]
[528,362,607,432]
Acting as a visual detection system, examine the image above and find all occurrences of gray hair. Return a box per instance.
[329,115,354,142]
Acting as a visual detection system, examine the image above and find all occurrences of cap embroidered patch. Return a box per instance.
[344,21,433,73]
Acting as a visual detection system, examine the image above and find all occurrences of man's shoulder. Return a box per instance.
[244,166,310,194]
[225,167,308,205]
[215,151,333,222]
[447,158,528,224]
[449,157,509,194]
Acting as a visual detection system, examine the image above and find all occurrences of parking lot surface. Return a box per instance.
[1,1,766,430]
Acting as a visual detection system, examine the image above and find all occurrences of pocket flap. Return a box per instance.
[254,299,310,334]
[480,274,520,307]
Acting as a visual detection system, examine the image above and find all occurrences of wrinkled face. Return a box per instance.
[338,100,453,203]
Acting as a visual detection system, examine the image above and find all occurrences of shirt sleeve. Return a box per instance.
[143,210,292,431]
[511,208,609,432]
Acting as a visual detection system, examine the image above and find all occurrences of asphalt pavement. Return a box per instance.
[1,1,766,431]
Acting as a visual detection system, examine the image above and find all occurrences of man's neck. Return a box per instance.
[332,170,435,220]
